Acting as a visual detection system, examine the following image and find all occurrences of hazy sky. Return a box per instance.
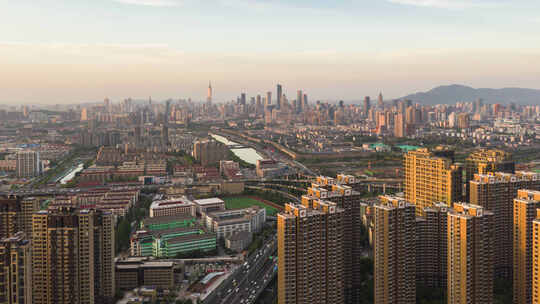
[1,0,540,104]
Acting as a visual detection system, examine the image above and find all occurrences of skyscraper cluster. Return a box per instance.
[373,148,540,304]
[278,176,366,304]
[278,148,540,304]
[0,196,115,304]
[278,201,344,304]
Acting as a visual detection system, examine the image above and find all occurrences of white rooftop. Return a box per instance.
[194,197,225,205]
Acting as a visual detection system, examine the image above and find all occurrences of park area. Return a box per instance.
[222,196,280,216]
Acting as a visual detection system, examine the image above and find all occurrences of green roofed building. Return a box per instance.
[141,215,197,231]
[130,215,216,257]
[397,145,420,152]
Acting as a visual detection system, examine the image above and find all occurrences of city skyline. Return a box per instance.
[1,2,539,303]
[1,0,540,104]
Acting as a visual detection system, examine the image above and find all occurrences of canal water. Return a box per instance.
[210,134,264,165]
[60,163,84,184]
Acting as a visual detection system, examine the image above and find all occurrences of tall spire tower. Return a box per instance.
[378,92,384,109]
[207,81,213,104]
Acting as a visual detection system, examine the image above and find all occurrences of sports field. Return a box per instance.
[222,197,279,216]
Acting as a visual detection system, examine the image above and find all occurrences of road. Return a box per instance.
[204,236,277,304]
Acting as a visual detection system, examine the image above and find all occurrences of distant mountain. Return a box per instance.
[400,84,540,105]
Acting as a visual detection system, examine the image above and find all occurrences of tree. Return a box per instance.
[116,218,131,252]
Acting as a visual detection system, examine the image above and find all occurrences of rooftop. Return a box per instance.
[141,261,174,268]
[194,197,225,206]
[143,215,195,226]
[167,232,216,244]
[150,197,194,210]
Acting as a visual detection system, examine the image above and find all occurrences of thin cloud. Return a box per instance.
[113,0,182,7]
[387,0,501,9]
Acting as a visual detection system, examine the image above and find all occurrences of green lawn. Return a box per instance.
[222,197,278,216]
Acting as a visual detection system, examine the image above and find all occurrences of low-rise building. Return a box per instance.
[204,206,266,239]
[149,197,196,218]
[256,159,286,178]
[115,257,176,291]
[130,216,216,258]
[225,231,253,252]
[193,197,226,215]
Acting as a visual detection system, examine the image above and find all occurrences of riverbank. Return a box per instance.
[210,133,264,165]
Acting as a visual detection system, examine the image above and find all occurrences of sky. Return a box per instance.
[1,0,540,104]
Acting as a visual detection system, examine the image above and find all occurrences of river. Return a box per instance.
[210,134,264,165]
[60,163,84,184]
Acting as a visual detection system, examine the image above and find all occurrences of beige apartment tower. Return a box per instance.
[416,202,448,289]
[32,208,115,304]
[513,189,540,304]
[20,197,39,239]
[277,202,344,304]
[465,149,514,200]
[470,171,540,279]
[447,203,494,304]
[308,180,365,303]
[404,147,463,215]
[0,196,18,240]
[373,196,416,304]
[532,204,540,304]
[0,196,39,240]
[0,231,32,304]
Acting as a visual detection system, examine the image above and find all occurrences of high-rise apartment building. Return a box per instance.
[0,196,39,240]
[277,202,344,304]
[266,91,272,107]
[32,208,115,304]
[277,84,282,109]
[81,108,88,121]
[465,149,514,199]
[404,147,463,215]
[394,112,405,138]
[513,189,540,304]
[16,150,41,178]
[240,93,246,106]
[532,202,540,304]
[20,197,39,239]
[456,113,470,130]
[447,203,494,304]
[308,179,364,303]
[0,196,18,239]
[373,196,416,304]
[0,231,32,304]
[470,171,540,279]
[192,139,227,166]
[416,202,448,289]
[296,90,303,113]
[363,96,371,114]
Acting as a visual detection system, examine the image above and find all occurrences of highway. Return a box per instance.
[204,236,277,304]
